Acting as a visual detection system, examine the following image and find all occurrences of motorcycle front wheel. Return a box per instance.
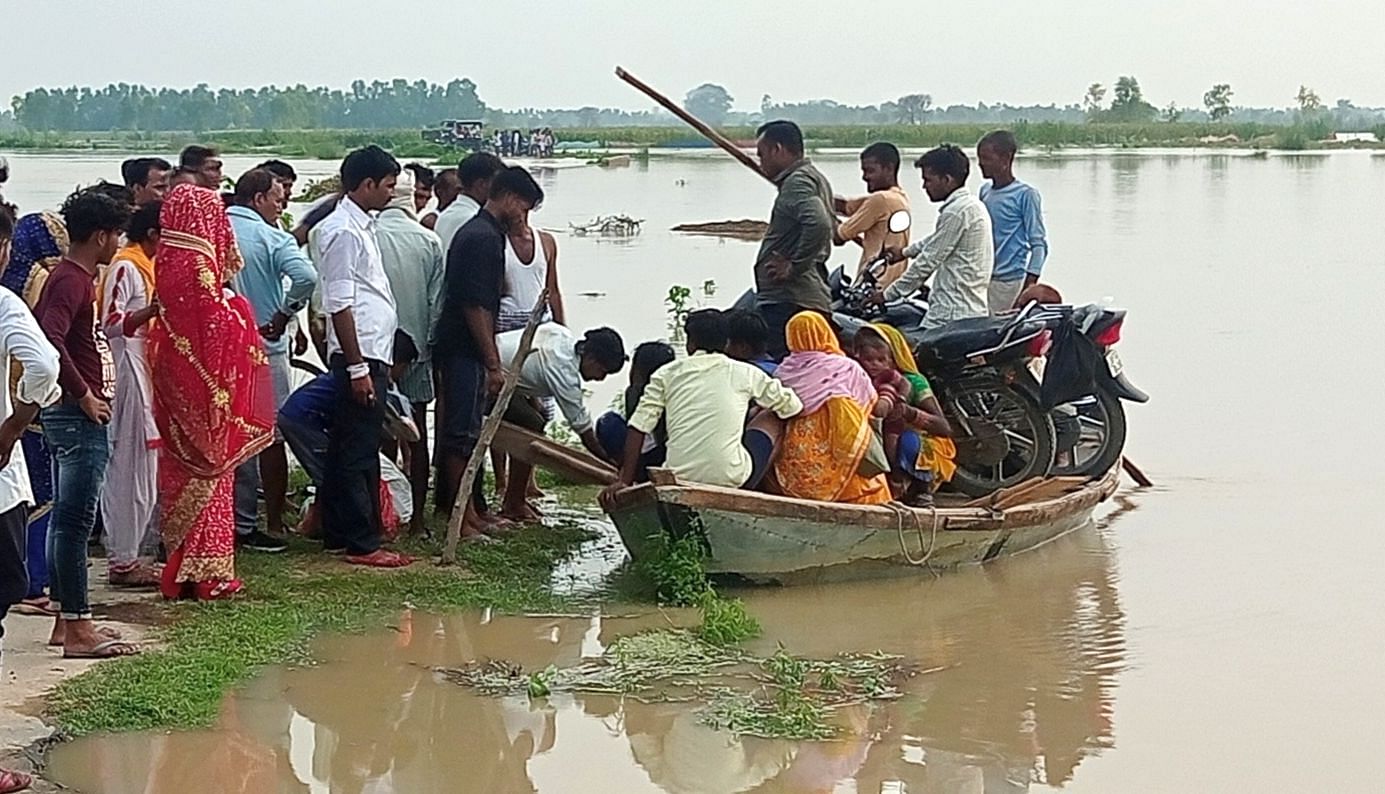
[943,376,1057,497]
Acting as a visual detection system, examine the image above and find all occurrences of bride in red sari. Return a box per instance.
[151,184,275,600]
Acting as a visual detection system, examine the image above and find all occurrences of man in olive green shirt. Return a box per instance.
[753,120,836,359]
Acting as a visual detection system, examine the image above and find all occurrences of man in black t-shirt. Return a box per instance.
[435,166,545,540]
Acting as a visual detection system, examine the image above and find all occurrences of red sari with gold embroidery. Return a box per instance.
[150,185,274,587]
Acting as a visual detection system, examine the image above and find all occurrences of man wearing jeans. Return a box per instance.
[33,187,137,658]
[312,146,412,569]
[228,168,318,552]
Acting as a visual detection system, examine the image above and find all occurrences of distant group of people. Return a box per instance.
[598,119,1050,512]
[492,128,557,158]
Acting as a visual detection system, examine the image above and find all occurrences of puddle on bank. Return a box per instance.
[47,504,1129,794]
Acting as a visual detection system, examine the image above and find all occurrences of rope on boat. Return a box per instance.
[886,502,940,566]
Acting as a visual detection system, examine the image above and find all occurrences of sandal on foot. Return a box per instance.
[108,563,162,589]
[13,597,55,617]
[63,639,140,659]
[0,768,32,793]
[194,579,244,601]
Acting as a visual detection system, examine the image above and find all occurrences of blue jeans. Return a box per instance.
[279,412,328,489]
[42,404,111,620]
[595,412,665,483]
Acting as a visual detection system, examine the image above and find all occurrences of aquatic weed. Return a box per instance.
[696,592,761,646]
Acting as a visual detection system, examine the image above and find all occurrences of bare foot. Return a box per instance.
[49,618,123,647]
[499,503,542,523]
[479,512,516,531]
[526,477,545,500]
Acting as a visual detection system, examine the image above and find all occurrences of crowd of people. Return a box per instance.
[598,121,1050,508]
[492,128,558,158]
[0,119,1046,763]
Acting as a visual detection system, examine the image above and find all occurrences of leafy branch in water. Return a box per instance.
[438,630,910,741]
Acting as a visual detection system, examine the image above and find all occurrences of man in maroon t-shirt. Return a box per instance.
[33,187,135,659]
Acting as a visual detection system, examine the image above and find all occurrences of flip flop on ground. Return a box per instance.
[0,768,31,793]
[63,639,140,659]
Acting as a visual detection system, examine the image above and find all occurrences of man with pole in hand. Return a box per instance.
[752,120,836,360]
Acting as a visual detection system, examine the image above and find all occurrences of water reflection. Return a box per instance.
[49,500,1131,794]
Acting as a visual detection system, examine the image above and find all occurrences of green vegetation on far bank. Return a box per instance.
[3,118,1380,161]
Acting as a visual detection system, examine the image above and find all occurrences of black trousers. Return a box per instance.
[323,357,388,555]
[0,502,28,645]
[757,301,819,361]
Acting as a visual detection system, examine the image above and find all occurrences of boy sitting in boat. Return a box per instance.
[724,309,778,376]
[599,310,802,508]
[596,341,675,483]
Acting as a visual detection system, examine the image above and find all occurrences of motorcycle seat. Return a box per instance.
[916,316,1018,361]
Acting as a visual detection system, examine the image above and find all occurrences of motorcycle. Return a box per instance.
[829,212,1059,497]
[1017,302,1149,478]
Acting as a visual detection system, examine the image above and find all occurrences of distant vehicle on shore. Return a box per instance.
[421,119,490,151]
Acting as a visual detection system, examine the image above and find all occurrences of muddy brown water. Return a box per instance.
[10,150,1385,791]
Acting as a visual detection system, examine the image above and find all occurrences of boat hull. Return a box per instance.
[607,466,1121,585]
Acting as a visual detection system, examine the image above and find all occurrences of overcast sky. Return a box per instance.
[5,0,1382,110]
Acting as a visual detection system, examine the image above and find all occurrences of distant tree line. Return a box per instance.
[9,76,1385,133]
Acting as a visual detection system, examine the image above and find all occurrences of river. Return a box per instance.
[6,149,1384,791]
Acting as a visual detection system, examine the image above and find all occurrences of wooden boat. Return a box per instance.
[493,422,1123,586]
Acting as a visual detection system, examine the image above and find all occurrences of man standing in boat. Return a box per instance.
[976,130,1049,313]
[834,142,911,288]
[752,120,836,360]
[877,145,993,330]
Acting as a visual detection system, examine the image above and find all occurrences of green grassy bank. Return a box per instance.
[3,120,1379,160]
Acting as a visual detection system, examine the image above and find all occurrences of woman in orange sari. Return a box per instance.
[771,312,891,505]
[151,184,274,600]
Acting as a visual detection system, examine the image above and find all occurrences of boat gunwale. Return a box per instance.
[604,464,1122,532]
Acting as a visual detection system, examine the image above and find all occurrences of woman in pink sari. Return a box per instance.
[151,184,274,600]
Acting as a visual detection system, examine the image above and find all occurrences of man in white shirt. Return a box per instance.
[878,145,994,330]
[311,145,411,569]
[433,152,505,256]
[495,323,627,520]
[599,310,802,506]
[0,281,62,662]
[0,210,59,794]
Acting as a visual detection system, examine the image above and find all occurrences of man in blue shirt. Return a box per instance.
[228,168,318,552]
[977,130,1049,314]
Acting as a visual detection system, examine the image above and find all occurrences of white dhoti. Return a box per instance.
[100,256,160,566]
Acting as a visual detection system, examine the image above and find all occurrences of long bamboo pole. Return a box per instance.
[616,67,769,183]
[441,289,550,564]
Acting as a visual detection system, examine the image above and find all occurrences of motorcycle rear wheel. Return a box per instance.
[1050,388,1127,478]
[943,377,1057,497]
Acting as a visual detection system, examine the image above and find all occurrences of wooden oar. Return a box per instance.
[441,289,549,564]
[616,66,769,183]
[1121,455,1153,487]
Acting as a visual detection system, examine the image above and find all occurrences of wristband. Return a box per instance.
[347,362,370,380]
